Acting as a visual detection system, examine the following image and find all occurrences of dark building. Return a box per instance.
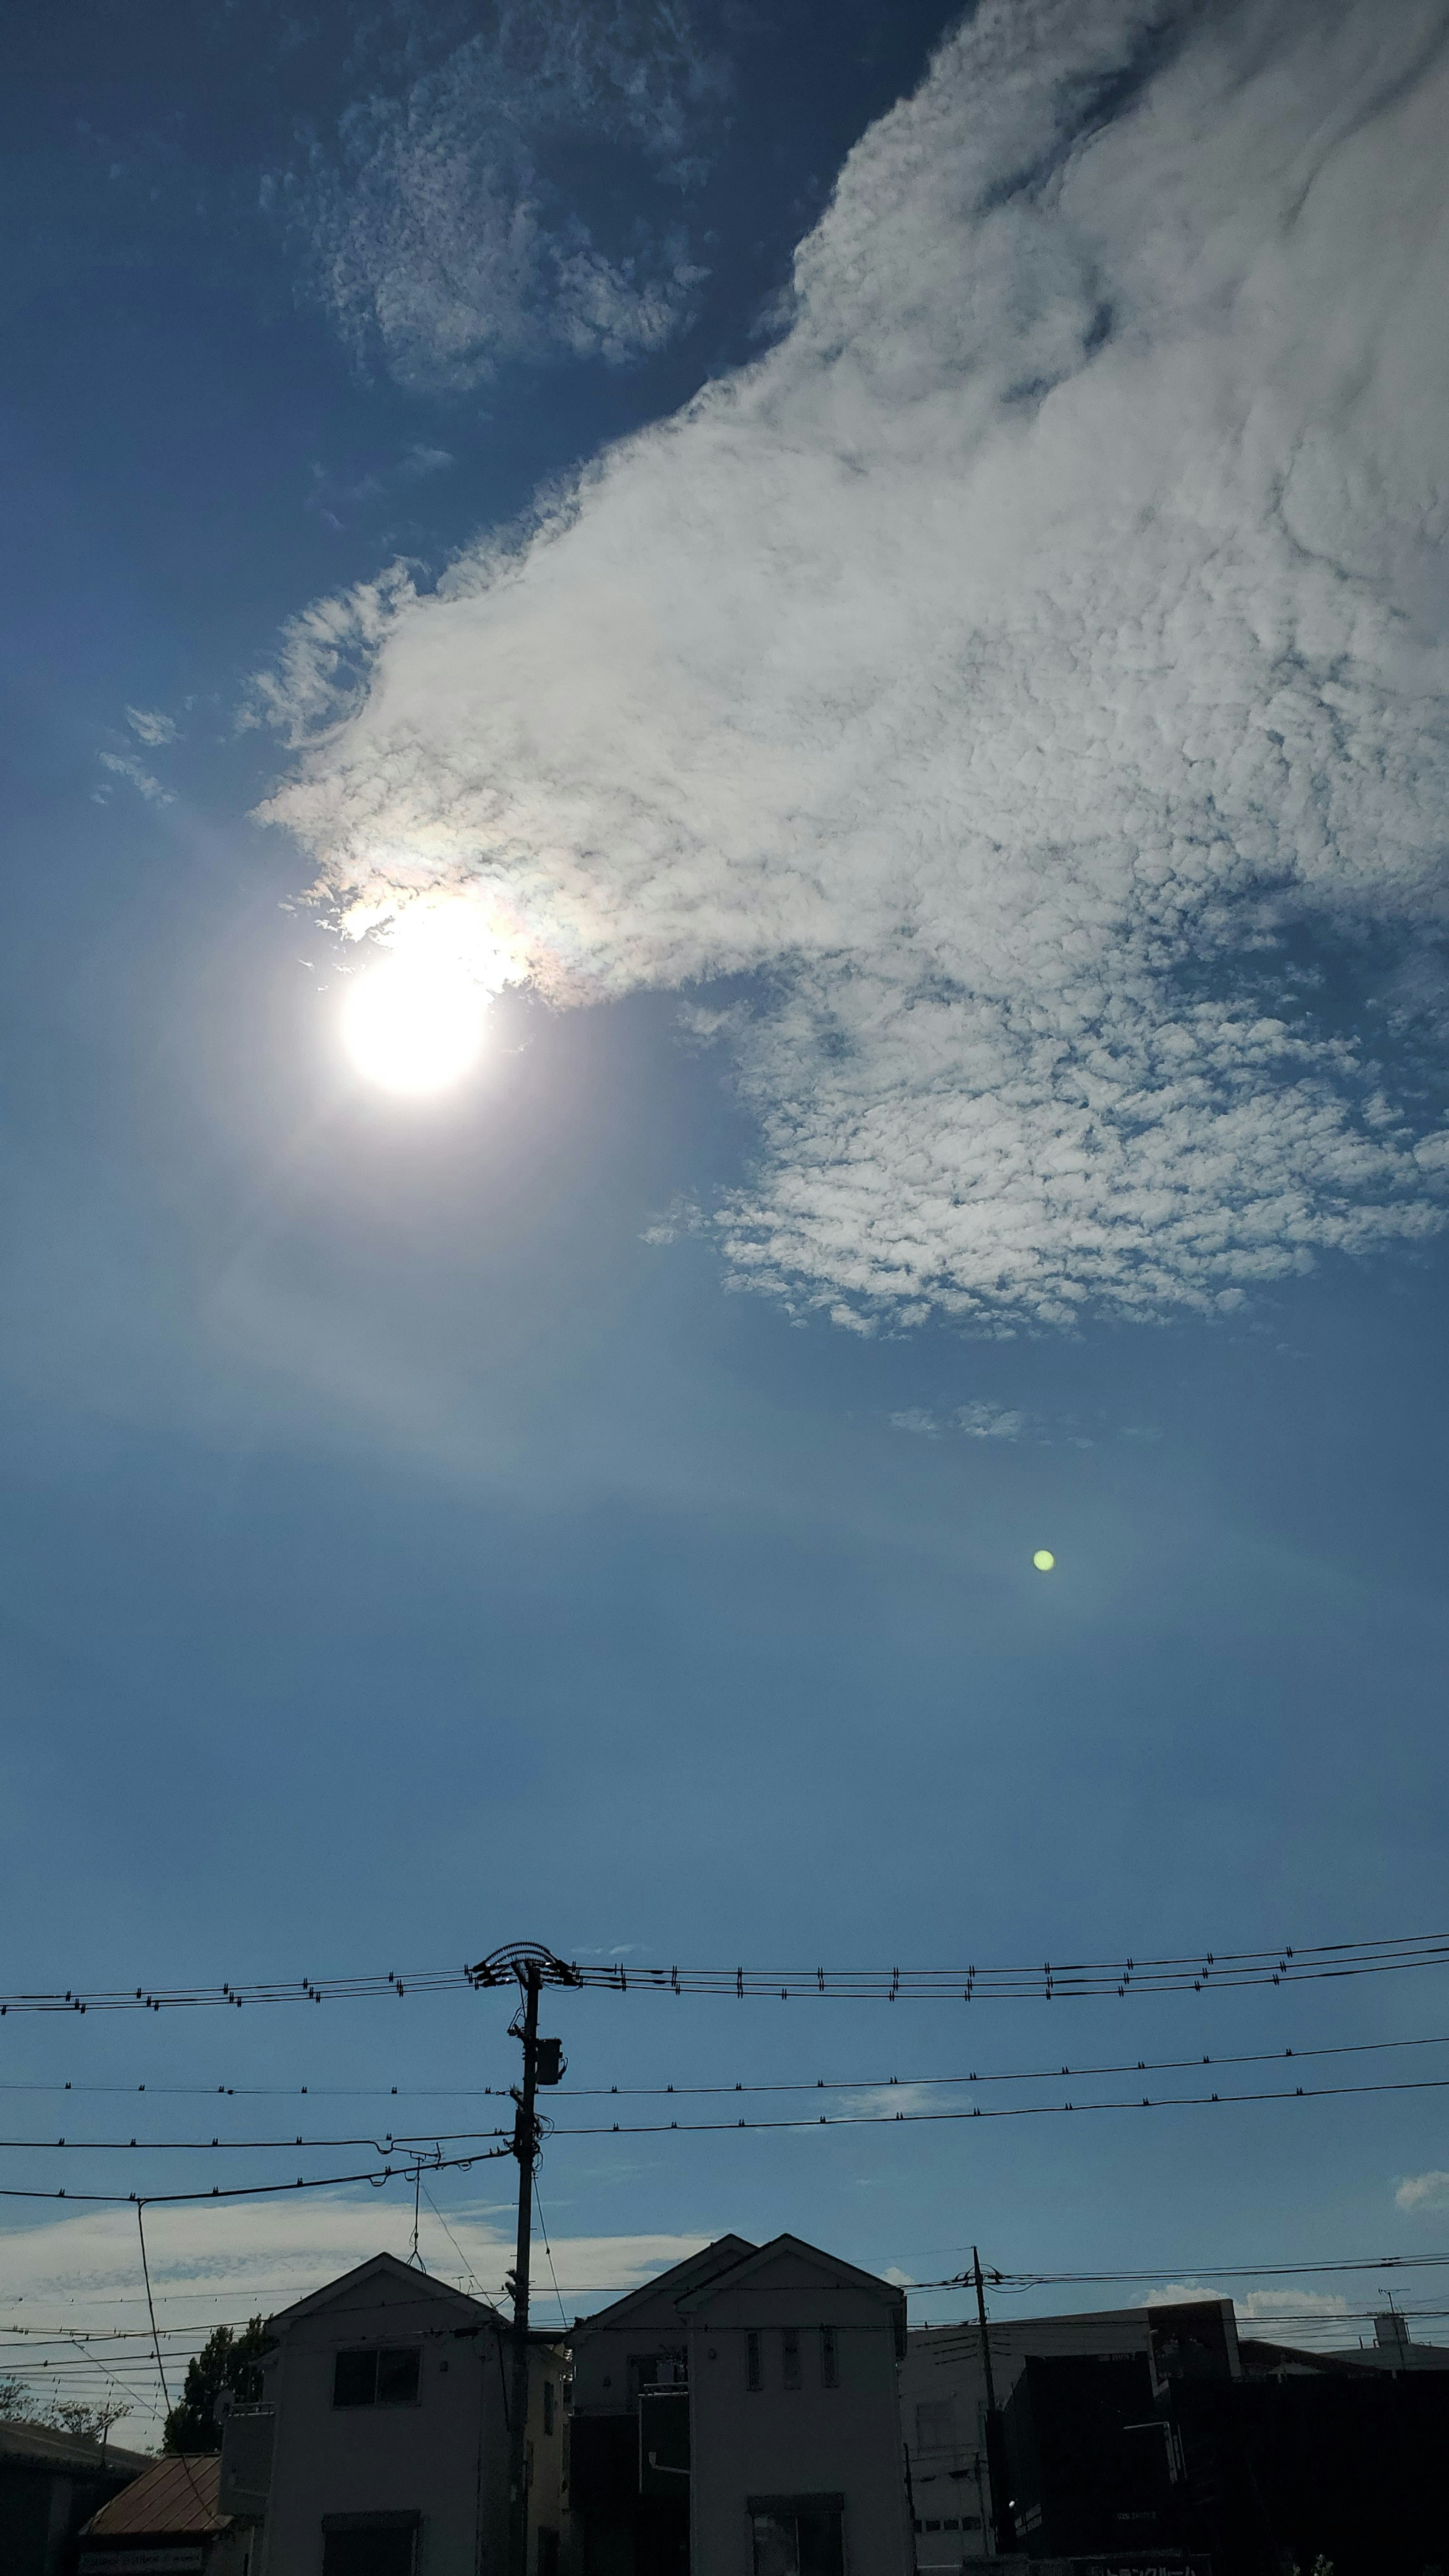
[1000,2302,1449,2576]
[1002,2352,1189,2561]
[0,2419,153,2576]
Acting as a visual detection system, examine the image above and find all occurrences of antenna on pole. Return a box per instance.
[472,1945,580,2576]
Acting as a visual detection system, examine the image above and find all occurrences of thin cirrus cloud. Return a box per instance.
[260,0,1449,1332]
[277,0,723,391]
[891,1404,1033,1441]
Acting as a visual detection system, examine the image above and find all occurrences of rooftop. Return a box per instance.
[84,2451,229,2536]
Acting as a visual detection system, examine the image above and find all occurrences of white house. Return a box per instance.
[220,2250,565,2576]
[569,2233,912,2576]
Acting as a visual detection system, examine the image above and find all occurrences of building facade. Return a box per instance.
[569,2233,912,2576]
[219,2250,565,2576]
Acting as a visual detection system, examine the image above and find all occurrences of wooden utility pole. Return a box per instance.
[974,2247,1017,2559]
[508,1963,542,2576]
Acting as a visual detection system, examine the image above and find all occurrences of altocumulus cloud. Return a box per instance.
[280,0,721,391]
[262,0,1449,1331]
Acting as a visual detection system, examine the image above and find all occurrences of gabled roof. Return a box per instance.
[574,2237,758,2331]
[0,2419,152,2476]
[676,2233,905,2312]
[268,2249,503,2332]
[84,2454,227,2536]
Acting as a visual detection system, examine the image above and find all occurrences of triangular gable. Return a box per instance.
[575,2235,757,2331]
[676,2233,902,2311]
[268,2249,501,2332]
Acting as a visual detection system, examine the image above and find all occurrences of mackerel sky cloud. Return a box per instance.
[269,0,1449,1331]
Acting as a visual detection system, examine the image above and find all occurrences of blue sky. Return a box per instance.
[3,0,1449,2430]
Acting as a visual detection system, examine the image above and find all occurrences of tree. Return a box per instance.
[46,2399,132,2447]
[0,2374,29,2419]
[163,2321,272,2454]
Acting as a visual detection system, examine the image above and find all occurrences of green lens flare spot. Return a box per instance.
[1033,1549,1055,1571]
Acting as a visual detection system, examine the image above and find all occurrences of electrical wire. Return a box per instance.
[532,2184,570,2336]
[6,2061,1449,2201]
[5,1928,1448,2013]
[14,2021,1449,2105]
[12,2025,1449,2155]
[0,2142,514,2207]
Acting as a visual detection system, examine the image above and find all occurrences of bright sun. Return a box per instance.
[343,952,487,1095]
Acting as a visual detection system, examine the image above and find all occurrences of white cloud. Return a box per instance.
[1142,2280,1352,2347]
[0,2196,707,2434]
[261,0,1449,1330]
[1396,2168,1449,2211]
[955,1403,1028,1441]
[97,751,174,805]
[888,1402,1035,1438]
[125,707,177,747]
[280,0,720,391]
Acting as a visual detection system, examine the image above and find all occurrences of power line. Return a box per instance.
[5,1928,1448,2013]
[9,2020,1449,2150]
[6,2061,1449,2202]
[13,2021,1449,2105]
[0,2142,514,2207]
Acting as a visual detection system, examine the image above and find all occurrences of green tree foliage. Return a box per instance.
[163,2320,272,2454]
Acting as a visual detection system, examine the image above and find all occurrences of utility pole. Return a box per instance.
[508,1963,541,2576]
[974,2247,1017,2559]
[471,1943,580,2576]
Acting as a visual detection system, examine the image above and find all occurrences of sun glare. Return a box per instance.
[343,951,487,1095]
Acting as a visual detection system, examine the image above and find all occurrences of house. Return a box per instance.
[79,2452,252,2574]
[569,2232,912,2576]
[218,2250,565,2576]
[0,2418,154,2576]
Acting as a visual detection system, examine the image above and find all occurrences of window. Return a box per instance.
[543,2380,555,2436]
[749,2497,845,2576]
[915,2399,956,2451]
[321,2513,418,2576]
[332,2347,420,2409]
[819,2327,838,2390]
[781,2330,801,2392]
[629,2349,686,2397]
[746,2331,763,2393]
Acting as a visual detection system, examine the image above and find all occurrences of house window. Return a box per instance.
[819,2327,838,2390]
[749,2496,845,2576]
[915,2399,955,2451]
[321,2512,418,2575]
[781,2330,801,2392]
[746,2331,763,2392]
[543,2380,555,2435]
[332,2347,421,2409]
[629,2348,687,2396]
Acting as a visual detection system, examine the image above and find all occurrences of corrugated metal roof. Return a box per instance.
[83,2452,229,2534]
[0,2419,152,2475]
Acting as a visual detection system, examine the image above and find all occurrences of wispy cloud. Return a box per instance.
[125,707,177,747]
[891,1403,1032,1441]
[261,0,1449,1330]
[0,2198,708,2433]
[277,0,722,391]
[1396,2168,1449,2212]
[96,751,174,805]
